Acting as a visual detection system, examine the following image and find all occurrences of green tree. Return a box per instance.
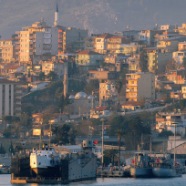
[47,71,58,81]
[38,72,45,81]
[0,143,6,154]
[52,124,76,145]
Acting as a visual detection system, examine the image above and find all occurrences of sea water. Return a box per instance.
[1,174,186,186]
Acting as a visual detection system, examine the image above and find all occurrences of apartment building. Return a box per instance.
[75,50,103,66]
[155,111,186,136]
[88,69,118,81]
[125,72,155,102]
[115,42,140,55]
[106,35,124,53]
[136,30,156,45]
[41,60,64,77]
[146,48,172,74]
[166,70,185,84]
[0,40,15,62]
[181,85,186,99]
[172,51,186,64]
[99,81,117,106]
[93,33,111,54]
[178,41,186,51]
[156,40,178,52]
[18,20,58,63]
[0,79,22,118]
[58,26,88,54]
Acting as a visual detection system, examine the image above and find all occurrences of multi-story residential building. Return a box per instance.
[18,20,58,64]
[136,30,156,46]
[172,51,186,64]
[93,33,111,54]
[176,23,186,35]
[166,70,185,84]
[106,35,125,53]
[115,42,140,55]
[58,26,88,54]
[41,60,64,77]
[178,41,186,51]
[125,72,155,102]
[155,111,186,136]
[104,53,127,65]
[127,54,141,72]
[88,68,118,81]
[181,85,186,99]
[0,40,15,62]
[146,48,172,74]
[0,79,22,118]
[159,24,176,31]
[99,81,117,106]
[156,39,178,52]
[75,50,103,66]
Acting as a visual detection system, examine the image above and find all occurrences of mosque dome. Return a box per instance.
[74,92,87,99]
[69,95,75,99]
[87,95,94,100]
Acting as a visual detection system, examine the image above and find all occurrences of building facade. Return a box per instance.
[125,72,155,102]
[0,79,22,118]
[0,40,15,62]
[18,21,58,63]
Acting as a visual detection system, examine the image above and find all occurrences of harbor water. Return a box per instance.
[1,174,186,186]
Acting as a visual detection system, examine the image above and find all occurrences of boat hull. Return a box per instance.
[152,168,177,178]
[130,167,152,178]
[31,166,60,177]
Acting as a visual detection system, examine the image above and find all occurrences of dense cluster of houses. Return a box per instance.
[2,6,186,138]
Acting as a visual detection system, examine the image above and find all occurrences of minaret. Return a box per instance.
[54,0,58,27]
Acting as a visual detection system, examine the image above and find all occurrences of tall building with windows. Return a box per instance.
[0,40,15,62]
[0,79,22,118]
[125,72,155,102]
[17,20,58,64]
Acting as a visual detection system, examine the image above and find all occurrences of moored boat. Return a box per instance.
[130,152,152,178]
[30,144,60,177]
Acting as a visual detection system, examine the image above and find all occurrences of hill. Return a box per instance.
[1,0,186,39]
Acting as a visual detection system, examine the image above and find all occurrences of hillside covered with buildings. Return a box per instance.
[1,0,186,155]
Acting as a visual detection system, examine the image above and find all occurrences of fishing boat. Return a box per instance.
[130,152,152,178]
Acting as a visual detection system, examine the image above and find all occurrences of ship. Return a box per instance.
[11,139,97,184]
[30,144,60,177]
[130,152,152,178]
[0,164,10,174]
[152,155,181,178]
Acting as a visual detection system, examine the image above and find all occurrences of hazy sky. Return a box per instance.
[1,0,186,39]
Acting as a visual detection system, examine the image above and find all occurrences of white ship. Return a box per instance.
[30,144,60,177]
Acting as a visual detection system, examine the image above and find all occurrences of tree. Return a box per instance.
[52,124,76,145]
[38,72,45,81]
[0,143,6,154]
[47,71,58,81]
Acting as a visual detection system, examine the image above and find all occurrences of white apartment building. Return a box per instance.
[0,79,22,118]
[19,21,58,63]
